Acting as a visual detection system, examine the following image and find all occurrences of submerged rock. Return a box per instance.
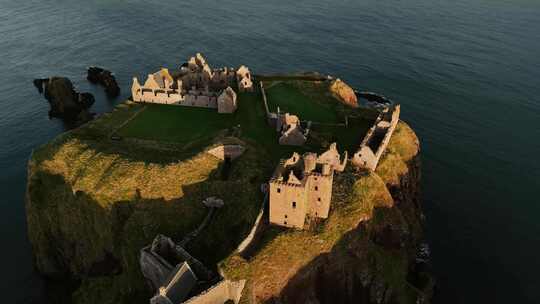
[87,66,120,98]
[34,77,95,125]
[329,78,358,108]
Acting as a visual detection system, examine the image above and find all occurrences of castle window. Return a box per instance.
[315,186,318,191]
[277,188,281,193]
[284,221,287,225]
[292,201,296,209]
[318,198,321,202]
[285,215,288,219]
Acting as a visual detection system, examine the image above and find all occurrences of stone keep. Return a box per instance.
[268,143,347,229]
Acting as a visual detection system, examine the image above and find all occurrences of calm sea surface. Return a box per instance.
[1,0,539,302]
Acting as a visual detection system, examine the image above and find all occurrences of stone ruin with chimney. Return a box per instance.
[131,53,253,113]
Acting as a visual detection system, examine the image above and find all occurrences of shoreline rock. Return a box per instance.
[329,78,359,108]
[33,77,95,125]
[87,66,120,98]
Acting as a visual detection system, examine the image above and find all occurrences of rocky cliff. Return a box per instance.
[277,123,431,304]
[221,121,433,304]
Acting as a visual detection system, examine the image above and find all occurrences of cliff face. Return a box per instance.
[278,122,429,304]
[222,122,432,304]
[278,144,425,304]
[25,102,267,303]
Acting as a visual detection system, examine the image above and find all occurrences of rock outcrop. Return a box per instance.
[34,77,95,124]
[87,66,120,98]
[329,78,358,108]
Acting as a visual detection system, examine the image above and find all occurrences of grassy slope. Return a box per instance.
[27,80,394,304]
[27,101,267,304]
[220,121,422,303]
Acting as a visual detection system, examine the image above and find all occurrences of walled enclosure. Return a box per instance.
[269,143,347,229]
[260,81,309,146]
[131,53,253,113]
[352,104,400,171]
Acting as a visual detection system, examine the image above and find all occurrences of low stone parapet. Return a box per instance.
[206,144,245,160]
[183,279,246,304]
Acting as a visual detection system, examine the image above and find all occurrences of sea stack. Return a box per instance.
[33,77,95,124]
[87,66,120,98]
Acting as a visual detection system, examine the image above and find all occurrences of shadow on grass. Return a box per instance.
[27,150,264,303]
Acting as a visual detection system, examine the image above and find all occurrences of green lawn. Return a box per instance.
[116,89,374,162]
[116,93,311,162]
[264,82,340,123]
[310,119,373,155]
[117,105,235,144]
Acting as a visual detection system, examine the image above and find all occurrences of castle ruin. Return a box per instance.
[131,53,253,113]
[141,234,245,304]
[269,143,347,229]
[352,104,400,171]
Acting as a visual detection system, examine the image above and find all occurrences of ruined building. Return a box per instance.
[141,234,245,304]
[269,143,347,229]
[131,53,253,113]
[352,104,400,171]
[275,108,309,146]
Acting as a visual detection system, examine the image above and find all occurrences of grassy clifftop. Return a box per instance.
[26,78,429,303]
[27,101,269,303]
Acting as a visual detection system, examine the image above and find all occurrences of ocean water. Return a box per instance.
[1,0,539,302]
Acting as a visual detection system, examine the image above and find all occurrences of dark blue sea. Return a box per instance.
[1,0,539,302]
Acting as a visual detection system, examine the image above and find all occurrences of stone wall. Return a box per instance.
[236,194,267,256]
[306,172,333,219]
[260,81,271,118]
[135,89,183,105]
[183,280,246,304]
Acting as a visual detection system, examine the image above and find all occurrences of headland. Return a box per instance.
[26,53,433,304]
